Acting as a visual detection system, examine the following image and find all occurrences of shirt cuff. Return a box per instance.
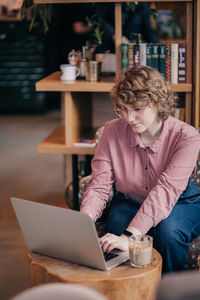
[129,212,154,235]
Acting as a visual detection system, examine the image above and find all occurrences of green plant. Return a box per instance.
[85,14,104,46]
[129,2,158,20]
[21,0,52,33]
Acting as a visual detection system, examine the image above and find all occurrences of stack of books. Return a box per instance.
[73,138,96,147]
[121,43,186,84]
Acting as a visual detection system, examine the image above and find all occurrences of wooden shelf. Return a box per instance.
[35,0,192,3]
[0,17,21,21]
[36,71,192,93]
[172,84,192,92]
[36,72,115,92]
[38,126,96,155]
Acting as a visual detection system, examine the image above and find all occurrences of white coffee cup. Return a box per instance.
[60,64,80,83]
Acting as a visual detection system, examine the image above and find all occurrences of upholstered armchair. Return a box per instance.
[79,128,200,270]
[184,153,200,269]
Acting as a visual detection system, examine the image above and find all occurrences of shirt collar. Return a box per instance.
[129,117,170,153]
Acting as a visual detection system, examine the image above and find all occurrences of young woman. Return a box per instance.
[80,66,200,272]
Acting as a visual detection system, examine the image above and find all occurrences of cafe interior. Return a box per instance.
[1,0,200,299]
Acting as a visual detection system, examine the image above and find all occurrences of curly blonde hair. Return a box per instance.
[111,66,177,120]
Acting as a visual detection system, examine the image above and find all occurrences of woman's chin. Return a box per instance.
[131,123,143,133]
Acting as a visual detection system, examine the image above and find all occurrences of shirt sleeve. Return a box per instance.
[80,122,115,221]
[130,130,200,234]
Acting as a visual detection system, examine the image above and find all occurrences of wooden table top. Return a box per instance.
[28,248,162,282]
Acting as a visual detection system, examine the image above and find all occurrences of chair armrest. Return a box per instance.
[197,255,200,270]
[79,175,92,199]
[79,175,114,204]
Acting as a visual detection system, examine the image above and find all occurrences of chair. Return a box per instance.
[10,283,108,300]
[184,153,200,269]
[155,270,200,300]
[79,127,200,270]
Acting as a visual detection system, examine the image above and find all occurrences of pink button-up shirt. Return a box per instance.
[80,116,200,234]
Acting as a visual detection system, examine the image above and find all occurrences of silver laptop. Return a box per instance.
[10,197,129,271]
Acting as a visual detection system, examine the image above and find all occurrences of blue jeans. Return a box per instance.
[104,179,200,273]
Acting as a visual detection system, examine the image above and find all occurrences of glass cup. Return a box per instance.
[86,61,101,82]
[129,235,153,268]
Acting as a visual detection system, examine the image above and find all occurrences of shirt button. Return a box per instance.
[145,187,148,190]
[145,167,148,170]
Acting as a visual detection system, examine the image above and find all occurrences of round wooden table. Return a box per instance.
[28,249,162,300]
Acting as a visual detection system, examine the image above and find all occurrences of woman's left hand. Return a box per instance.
[99,233,129,253]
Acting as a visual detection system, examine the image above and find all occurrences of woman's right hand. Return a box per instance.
[99,233,129,253]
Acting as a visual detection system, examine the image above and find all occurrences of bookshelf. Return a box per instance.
[34,0,200,208]
[36,72,193,155]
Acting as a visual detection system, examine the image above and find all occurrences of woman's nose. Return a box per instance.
[126,111,136,123]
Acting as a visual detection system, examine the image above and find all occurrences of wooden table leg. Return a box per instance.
[72,154,79,210]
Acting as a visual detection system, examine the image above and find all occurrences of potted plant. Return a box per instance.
[21,0,52,33]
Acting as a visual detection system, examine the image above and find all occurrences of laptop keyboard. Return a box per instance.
[104,252,119,261]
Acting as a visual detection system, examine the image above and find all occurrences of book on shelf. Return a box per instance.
[128,42,134,68]
[174,108,185,122]
[165,43,171,82]
[134,43,140,66]
[121,43,129,72]
[171,43,178,84]
[159,44,166,79]
[179,108,185,122]
[151,43,160,70]
[120,41,186,84]
[73,138,96,147]
[178,43,186,83]
[139,43,146,66]
[174,108,180,119]
[146,44,152,67]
